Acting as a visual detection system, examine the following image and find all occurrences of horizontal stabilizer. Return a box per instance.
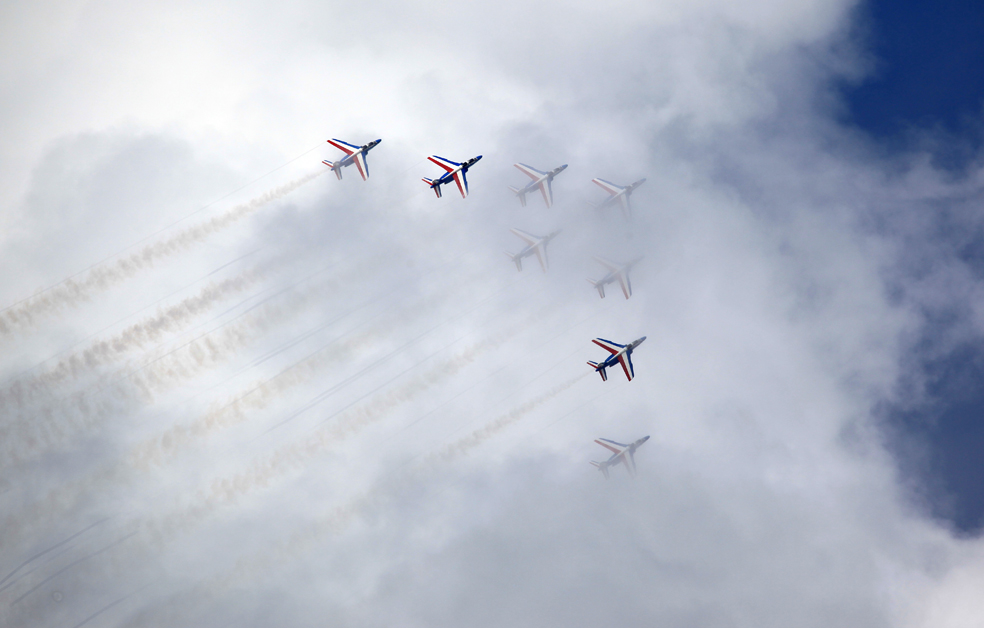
[508,185,527,207]
[587,361,607,381]
[422,178,442,198]
[588,279,606,298]
[322,160,342,180]
[506,251,522,271]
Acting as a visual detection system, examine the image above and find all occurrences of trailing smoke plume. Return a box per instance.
[0,171,322,336]
[160,372,591,614]
[0,271,260,411]
[144,337,503,545]
[0,259,481,551]
[431,372,589,463]
[0,280,323,471]
[130,329,374,469]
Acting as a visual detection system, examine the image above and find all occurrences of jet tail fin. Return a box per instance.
[587,361,607,381]
[589,461,610,479]
[508,185,527,207]
[322,160,343,180]
[588,278,606,298]
[423,178,442,198]
[506,251,522,272]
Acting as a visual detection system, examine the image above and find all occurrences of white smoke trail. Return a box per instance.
[180,373,589,609]
[0,281,322,471]
[129,329,374,470]
[0,171,323,336]
[143,337,503,546]
[0,271,260,412]
[0,255,454,552]
[429,373,589,463]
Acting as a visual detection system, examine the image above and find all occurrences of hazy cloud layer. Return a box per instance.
[2,1,984,627]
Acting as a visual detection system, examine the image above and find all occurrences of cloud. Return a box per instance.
[3,0,984,627]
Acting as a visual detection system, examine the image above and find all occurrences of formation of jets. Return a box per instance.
[322,137,650,479]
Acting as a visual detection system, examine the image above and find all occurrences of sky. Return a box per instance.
[1,1,984,627]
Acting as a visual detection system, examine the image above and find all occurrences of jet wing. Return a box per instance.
[428,155,461,173]
[510,228,540,247]
[592,178,625,196]
[327,138,360,155]
[623,451,637,476]
[617,352,634,381]
[514,162,547,181]
[595,438,628,455]
[592,338,625,354]
[352,151,369,181]
[617,272,632,299]
[593,256,622,273]
[532,243,548,272]
[617,193,631,218]
[451,170,469,198]
[538,180,553,207]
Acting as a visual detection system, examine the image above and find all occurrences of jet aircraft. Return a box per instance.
[422,154,483,198]
[591,177,647,218]
[507,228,561,272]
[590,435,650,478]
[587,336,646,381]
[508,163,568,208]
[322,138,382,181]
[589,256,641,299]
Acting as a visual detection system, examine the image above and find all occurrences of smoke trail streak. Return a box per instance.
[179,374,589,614]
[0,518,109,590]
[0,271,260,411]
[428,373,589,463]
[0,171,322,336]
[130,329,375,470]
[0,258,451,552]
[144,336,503,546]
[262,274,526,435]
[0,279,321,471]
[7,532,138,606]
[0,251,260,392]
[68,587,148,628]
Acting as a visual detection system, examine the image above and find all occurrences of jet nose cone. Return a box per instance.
[639,336,647,343]
[643,435,650,441]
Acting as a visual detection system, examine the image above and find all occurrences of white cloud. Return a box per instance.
[2,0,984,626]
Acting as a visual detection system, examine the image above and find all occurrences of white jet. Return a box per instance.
[322,138,382,181]
[590,435,650,479]
[507,228,561,272]
[589,256,641,299]
[422,154,483,199]
[591,177,646,219]
[508,163,568,208]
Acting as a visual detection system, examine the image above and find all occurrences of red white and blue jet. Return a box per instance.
[508,163,568,208]
[507,228,561,272]
[422,154,483,199]
[587,336,646,382]
[589,256,642,299]
[591,177,646,218]
[590,435,650,478]
[322,138,382,181]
